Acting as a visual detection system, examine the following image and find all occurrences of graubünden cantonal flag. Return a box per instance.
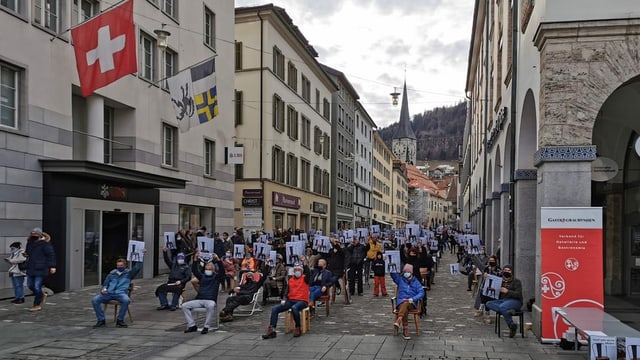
[71,0,136,97]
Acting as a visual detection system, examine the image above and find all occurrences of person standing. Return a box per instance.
[372,251,388,297]
[485,264,523,338]
[25,228,56,312]
[345,237,367,296]
[91,258,142,328]
[5,241,27,304]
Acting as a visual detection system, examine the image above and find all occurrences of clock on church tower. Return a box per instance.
[392,141,405,158]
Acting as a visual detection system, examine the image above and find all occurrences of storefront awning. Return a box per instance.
[373,219,392,226]
[40,160,187,189]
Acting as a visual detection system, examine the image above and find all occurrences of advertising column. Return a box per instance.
[540,207,603,342]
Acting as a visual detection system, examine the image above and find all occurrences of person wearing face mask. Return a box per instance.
[390,264,425,340]
[474,255,502,318]
[327,238,346,297]
[262,254,287,304]
[25,228,56,312]
[222,252,237,292]
[484,264,523,338]
[156,248,192,311]
[262,260,311,339]
[5,241,27,304]
[219,270,265,322]
[182,251,224,334]
[307,259,333,316]
[91,258,142,328]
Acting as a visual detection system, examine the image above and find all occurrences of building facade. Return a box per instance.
[234,5,335,235]
[391,160,409,228]
[354,102,375,229]
[463,0,640,335]
[0,0,236,292]
[372,132,393,229]
[321,64,357,232]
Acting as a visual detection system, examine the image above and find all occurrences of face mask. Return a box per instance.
[488,261,496,267]
[177,259,185,265]
[116,266,126,272]
[204,270,213,276]
[294,271,302,278]
[503,272,512,278]
[225,253,232,258]
[403,272,412,279]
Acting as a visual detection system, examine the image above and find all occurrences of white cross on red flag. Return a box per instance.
[71,0,137,97]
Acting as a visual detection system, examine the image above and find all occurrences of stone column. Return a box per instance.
[86,95,104,163]
[484,198,492,250]
[513,171,537,314]
[489,191,501,255]
[499,183,511,261]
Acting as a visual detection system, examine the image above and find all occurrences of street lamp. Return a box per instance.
[390,87,400,106]
[154,24,171,50]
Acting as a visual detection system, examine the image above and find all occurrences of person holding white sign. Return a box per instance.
[484,265,523,338]
[156,249,192,311]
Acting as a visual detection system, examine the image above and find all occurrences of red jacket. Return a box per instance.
[286,273,310,303]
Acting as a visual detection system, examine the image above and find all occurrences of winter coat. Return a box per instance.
[25,239,56,277]
[6,249,27,277]
[390,272,424,309]
[103,261,143,295]
[191,260,224,302]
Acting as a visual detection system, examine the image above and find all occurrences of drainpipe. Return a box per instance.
[481,0,489,245]
[258,11,265,230]
[508,0,519,268]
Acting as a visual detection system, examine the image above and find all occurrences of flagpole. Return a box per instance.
[147,54,218,88]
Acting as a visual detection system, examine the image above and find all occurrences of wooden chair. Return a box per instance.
[312,289,331,318]
[390,288,421,336]
[103,282,134,323]
[284,307,311,335]
[330,274,350,304]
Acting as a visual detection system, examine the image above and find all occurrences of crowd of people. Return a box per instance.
[4,224,523,340]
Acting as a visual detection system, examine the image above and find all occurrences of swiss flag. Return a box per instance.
[71,0,137,97]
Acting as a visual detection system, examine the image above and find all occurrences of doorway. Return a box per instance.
[101,211,129,280]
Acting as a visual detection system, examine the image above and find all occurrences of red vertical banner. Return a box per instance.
[540,207,603,342]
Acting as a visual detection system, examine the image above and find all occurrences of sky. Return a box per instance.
[234,0,475,128]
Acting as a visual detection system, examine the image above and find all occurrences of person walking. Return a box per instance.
[5,241,27,304]
[25,228,56,312]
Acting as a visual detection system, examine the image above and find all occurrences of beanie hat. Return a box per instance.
[10,241,21,249]
[177,253,185,259]
[503,264,513,271]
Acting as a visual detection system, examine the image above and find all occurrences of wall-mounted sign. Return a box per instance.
[226,146,244,164]
[242,198,263,207]
[313,201,327,214]
[243,189,263,197]
[273,192,300,209]
[100,185,127,200]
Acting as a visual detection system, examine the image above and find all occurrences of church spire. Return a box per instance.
[392,81,416,140]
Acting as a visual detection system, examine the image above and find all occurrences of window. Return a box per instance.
[71,0,98,25]
[313,166,322,194]
[1,0,19,12]
[103,106,114,164]
[323,98,330,119]
[33,0,60,33]
[139,32,157,82]
[322,133,330,159]
[273,46,284,80]
[322,170,330,196]
[162,124,177,167]
[204,139,215,177]
[235,144,244,179]
[162,0,177,19]
[0,63,19,129]
[287,62,297,90]
[287,106,298,140]
[287,153,297,187]
[301,116,310,148]
[272,147,285,183]
[162,48,177,90]
[272,94,284,132]
[301,159,310,191]
[179,205,214,234]
[315,89,320,111]
[313,127,322,154]
[301,74,311,102]
[234,90,243,126]
[235,41,243,70]
[204,7,215,50]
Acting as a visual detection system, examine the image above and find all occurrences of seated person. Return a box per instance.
[219,271,265,322]
[182,251,224,334]
[262,254,287,304]
[390,264,425,340]
[222,253,237,291]
[91,258,142,328]
[156,249,192,311]
[308,259,333,315]
[262,260,311,339]
[485,264,522,338]
[239,250,257,277]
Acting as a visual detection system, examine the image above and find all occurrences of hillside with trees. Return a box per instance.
[378,101,466,161]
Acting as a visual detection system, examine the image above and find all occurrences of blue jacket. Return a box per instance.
[192,260,224,302]
[25,239,56,277]
[103,261,142,295]
[163,251,192,284]
[390,272,424,309]
[309,267,334,287]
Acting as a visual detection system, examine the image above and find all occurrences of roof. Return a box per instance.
[392,81,416,140]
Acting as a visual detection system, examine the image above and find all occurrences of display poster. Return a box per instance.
[540,207,603,342]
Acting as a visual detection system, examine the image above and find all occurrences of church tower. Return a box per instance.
[391,81,417,165]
